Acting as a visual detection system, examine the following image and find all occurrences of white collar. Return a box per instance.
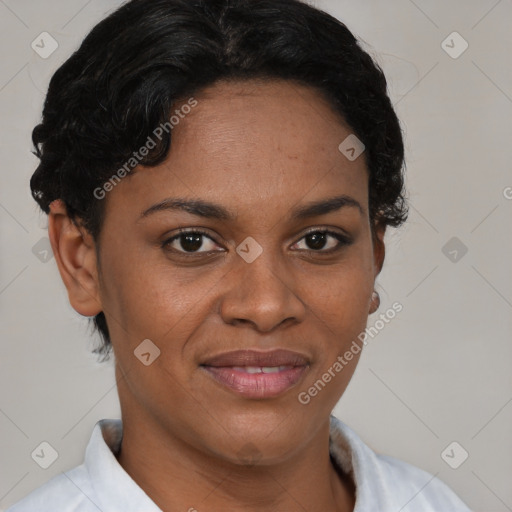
[83,415,389,511]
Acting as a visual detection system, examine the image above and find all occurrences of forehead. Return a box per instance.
[105,78,369,221]
[172,78,358,167]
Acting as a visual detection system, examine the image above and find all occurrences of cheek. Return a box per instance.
[298,250,374,382]
[301,271,370,409]
[96,247,165,344]
[308,279,371,368]
[303,254,374,327]
[99,250,218,350]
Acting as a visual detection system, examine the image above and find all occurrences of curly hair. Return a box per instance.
[30,0,408,360]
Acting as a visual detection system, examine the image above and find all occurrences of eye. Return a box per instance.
[162,229,223,254]
[291,229,352,253]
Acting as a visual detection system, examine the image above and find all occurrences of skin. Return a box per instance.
[48,78,386,512]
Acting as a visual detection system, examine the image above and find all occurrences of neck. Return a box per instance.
[116,412,355,512]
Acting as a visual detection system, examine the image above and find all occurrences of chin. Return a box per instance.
[201,406,310,465]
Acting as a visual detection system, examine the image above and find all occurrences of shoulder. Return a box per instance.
[6,464,97,512]
[329,416,472,511]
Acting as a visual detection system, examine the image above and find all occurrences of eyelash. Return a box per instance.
[161,227,352,256]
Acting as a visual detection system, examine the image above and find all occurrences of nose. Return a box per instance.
[219,250,306,333]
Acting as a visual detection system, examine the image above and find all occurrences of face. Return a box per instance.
[90,79,385,464]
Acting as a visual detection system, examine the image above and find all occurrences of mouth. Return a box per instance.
[200,349,310,399]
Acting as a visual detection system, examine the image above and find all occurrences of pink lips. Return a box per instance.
[201,349,309,399]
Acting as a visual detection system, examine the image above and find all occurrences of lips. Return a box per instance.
[201,349,310,399]
[202,349,309,368]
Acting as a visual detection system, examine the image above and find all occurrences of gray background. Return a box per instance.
[1,0,511,510]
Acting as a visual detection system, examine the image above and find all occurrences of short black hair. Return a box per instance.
[31,0,408,361]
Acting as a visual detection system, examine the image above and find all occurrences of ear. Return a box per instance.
[372,219,386,279]
[48,199,102,317]
[368,219,386,315]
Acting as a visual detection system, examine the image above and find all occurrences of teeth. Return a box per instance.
[261,366,281,373]
[245,366,263,374]
[232,366,290,374]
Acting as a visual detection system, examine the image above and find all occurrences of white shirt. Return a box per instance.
[7,416,471,511]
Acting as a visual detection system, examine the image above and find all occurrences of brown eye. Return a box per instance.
[292,230,352,253]
[305,232,329,250]
[162,230,222,254]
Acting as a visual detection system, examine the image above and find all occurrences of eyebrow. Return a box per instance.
[139,194,364,221]
[292,195,364,219]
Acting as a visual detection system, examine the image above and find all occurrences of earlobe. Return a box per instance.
[369,290,380,314]
[48,199,103,317]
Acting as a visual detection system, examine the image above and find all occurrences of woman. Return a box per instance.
[8,0,471,510]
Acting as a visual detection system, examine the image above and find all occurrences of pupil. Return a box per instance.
[307,232,326,250]
[181,234,202,252]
